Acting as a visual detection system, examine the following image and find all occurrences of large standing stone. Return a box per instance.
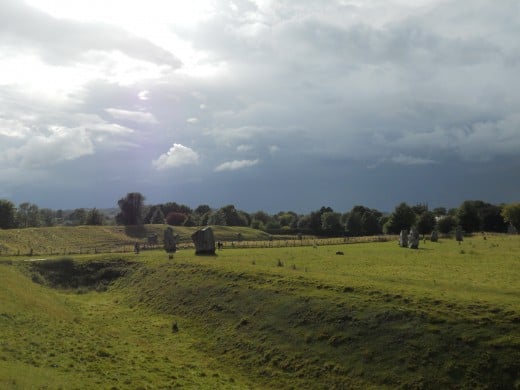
[455,227,464,242]
[191,227,216,255]
[430,230,438,242]
[399,230,408,248]
[164,227,177,253]
[408,227,419,249]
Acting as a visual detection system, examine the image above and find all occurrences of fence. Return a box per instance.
[0,235,398,257]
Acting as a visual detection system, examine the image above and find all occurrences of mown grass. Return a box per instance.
[1,234,519,388]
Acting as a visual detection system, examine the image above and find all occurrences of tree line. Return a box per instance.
[1,194,519,236]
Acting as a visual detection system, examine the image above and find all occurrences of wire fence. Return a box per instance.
[0,235,398,257]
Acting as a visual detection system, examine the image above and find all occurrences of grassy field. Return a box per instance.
[0,225,275,256]
[1,234,519,388]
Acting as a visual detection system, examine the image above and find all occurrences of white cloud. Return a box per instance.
[152,143,199,170]
[389,154,437,166]
[214,159,259,172]
[2,126,94,167]
[105,108,158,124]
[237,144,253,152]
[186,117,199,123]
[138,90,150,100]
[269,145,280,154]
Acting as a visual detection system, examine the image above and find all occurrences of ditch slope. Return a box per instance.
[25,257,520,389]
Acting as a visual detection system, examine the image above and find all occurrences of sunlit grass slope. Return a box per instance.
[0,260,253,389]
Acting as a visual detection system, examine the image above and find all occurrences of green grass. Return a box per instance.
[1,234,519,388]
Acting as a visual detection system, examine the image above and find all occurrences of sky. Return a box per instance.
[1,0,519,213]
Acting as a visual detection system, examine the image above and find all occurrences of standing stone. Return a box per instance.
[430,230,438,242]
[191,227,216,255]
[164,227,177,253]
[399,230,408,248]
[408,227,419,249]
[455,226,464,242]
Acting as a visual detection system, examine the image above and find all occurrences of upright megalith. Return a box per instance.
[408,227,419,249]
[455,226,464,242]
[191,227,216,255]
[399,230,408,248]
[430,230,439,242]
[164,227,177,254]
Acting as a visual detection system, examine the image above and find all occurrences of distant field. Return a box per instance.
[0,224,393,257]
[1,234,519,388]
[0,225,275,256]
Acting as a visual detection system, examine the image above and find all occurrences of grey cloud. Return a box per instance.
[0,0,180,67]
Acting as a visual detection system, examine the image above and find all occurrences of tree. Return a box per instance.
[321,212,343,236]
[307,206,333,234]
[165,212,187,226]
[437,215,456,234]
[218,205,248,226]
[16,202,41,228]
[0,200,16,229]
[433,207,447,216]
[86,208,104,225]
[251,211,272,228]
[411,203,429,216]
[501,203,520,232]
[207,209,227,225]
[67,208,87,226]
[39,208,56,227]
[457,200,483,233]
[275,212,298,228]
[116,192,145,225]
[345,211,363,236]
[383,203,416,234]
[150,207,165,224]
[361,211,382,236]
[479,204,507,232]
[416,211,436,236]
[194,204,211,216]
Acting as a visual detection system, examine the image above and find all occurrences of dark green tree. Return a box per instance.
[384,202,416,234]
[321,212,343,236]
[457,200,485,233]
[86,208,104,225]
[416,211,436,236]
[150,207,165,224]
[194,204,211,215]
[218,205,248,226]
[0,200,16,229]
[437,215,456,234]
[39,208,56,227]
[345,211,363,236]
[501,203,520,231]
[207,209,226,226]
[16,203,41,228]
[116,192,145,225]
[479,204,507,232]
[67,208,87,226]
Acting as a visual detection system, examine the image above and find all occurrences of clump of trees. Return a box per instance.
[0,192,518,238]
